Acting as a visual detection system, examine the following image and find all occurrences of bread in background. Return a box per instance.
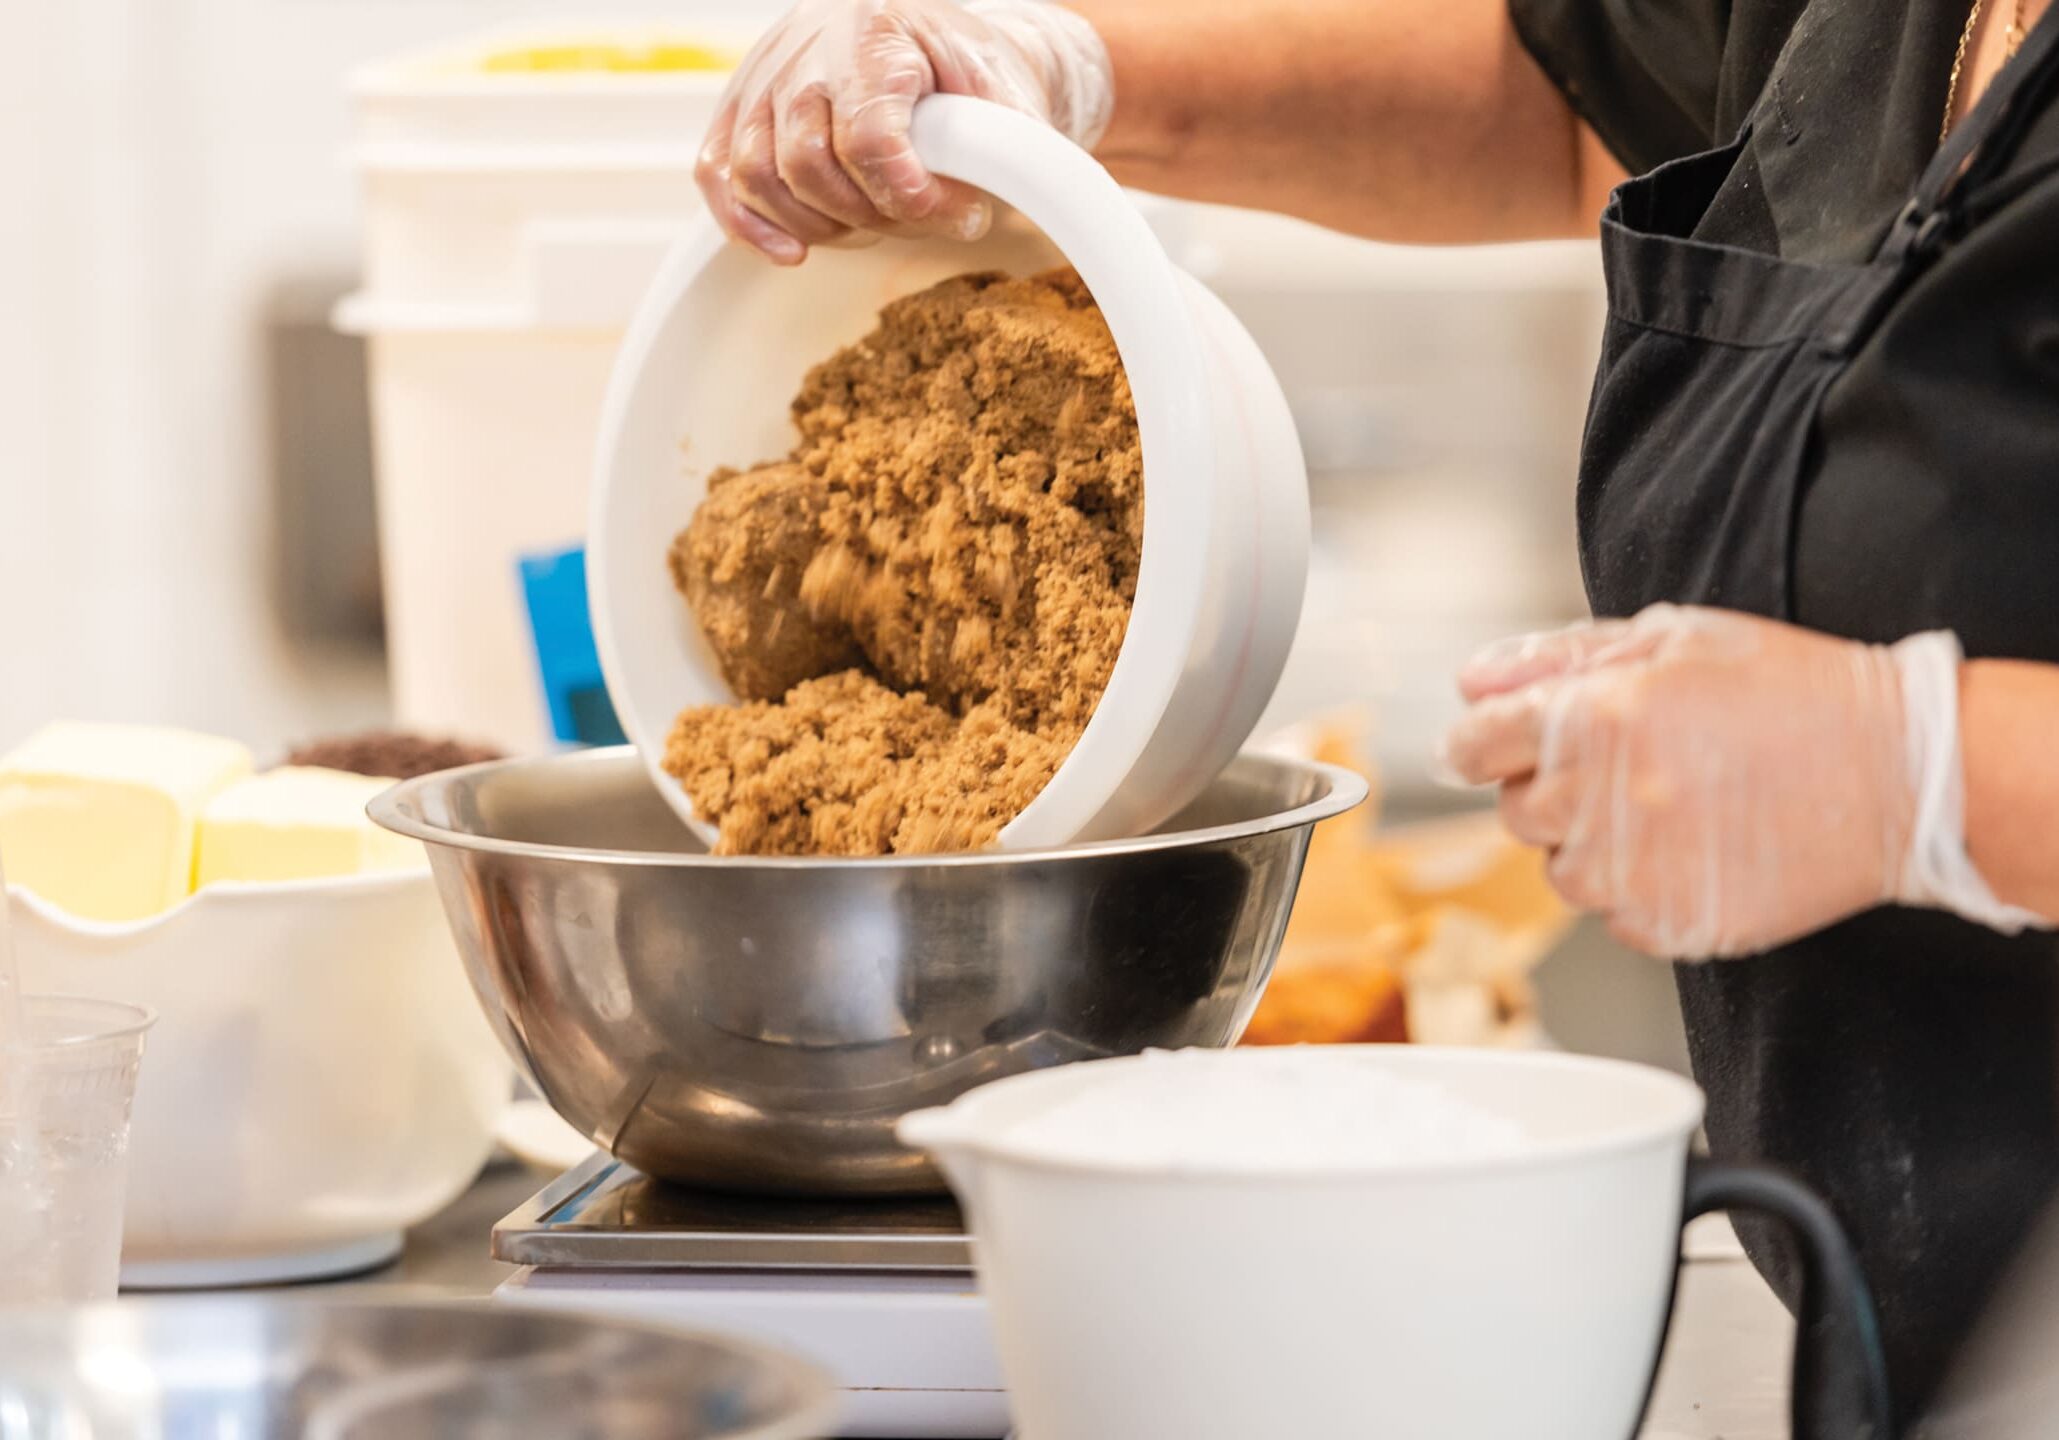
[1245,709,1571,1048]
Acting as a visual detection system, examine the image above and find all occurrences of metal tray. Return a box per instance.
[493,1154,972,1274]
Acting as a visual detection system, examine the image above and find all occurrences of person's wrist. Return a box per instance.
[1890,637,2045,931]
[1960,658,2042,918]
[1960,658,1989,885]
[960,0,1115,147]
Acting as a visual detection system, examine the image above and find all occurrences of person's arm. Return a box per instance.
[696,0,1616,266]
[1962,661,2059,918]
[1084,0,1620,243]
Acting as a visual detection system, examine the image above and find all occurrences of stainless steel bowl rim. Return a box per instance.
[18,1293,833,1361]
[0,1294,843,1440]
[369,748,1369,870]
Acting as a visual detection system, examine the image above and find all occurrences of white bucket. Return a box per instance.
[336,23,736,753]
[590,96,1311,849]
[338,325,626,752]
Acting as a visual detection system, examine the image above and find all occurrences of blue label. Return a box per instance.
[518,546,625,746]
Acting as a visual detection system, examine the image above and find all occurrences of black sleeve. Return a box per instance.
[1508,0,1734,176]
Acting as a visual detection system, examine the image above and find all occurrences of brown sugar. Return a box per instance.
[663,268,1142,856]
[670,462,864,702]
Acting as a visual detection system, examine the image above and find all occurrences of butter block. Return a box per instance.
[194,767,425,886]
[0,722,254,922]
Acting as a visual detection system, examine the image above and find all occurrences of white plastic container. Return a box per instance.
[343,22,744,310]
[590,95,1311,850]
[336,24,741,753]
[337,326,630,754]
[899,1046,1889,1440]
[9,875,511,1287]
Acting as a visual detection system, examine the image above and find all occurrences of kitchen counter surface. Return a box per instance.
[1644,1254,1794,1439]
[312,1158,1797,1439]
[321,1156,537,1297]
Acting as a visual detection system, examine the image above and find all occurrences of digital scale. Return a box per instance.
[492,1153,1011,1438]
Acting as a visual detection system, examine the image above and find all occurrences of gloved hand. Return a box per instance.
[696,0,1114,264]
[1440,604,2041,959]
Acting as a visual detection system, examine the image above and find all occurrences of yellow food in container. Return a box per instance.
[194,767,426,887]
[475,42,737,74]
[0,722,253,923]
[0,724,432,923]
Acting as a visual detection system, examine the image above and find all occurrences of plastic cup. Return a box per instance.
[0,996,155,1303]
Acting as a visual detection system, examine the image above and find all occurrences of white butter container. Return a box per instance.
[11,873,510,1287]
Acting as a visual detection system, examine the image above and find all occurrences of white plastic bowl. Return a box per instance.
[589,95,1310,850]
[9,874,511,1288]
[899,1047,1888,1440]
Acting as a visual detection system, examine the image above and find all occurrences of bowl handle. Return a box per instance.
[1673,1157,1893,1440]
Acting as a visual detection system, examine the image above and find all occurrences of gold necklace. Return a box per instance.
[1944,0,2032,142]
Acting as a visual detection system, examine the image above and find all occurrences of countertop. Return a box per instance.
[1644,1254,1795,1439]
[309,1157,1797,1439]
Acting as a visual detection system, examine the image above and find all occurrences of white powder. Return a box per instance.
[999,1048,1530,1172]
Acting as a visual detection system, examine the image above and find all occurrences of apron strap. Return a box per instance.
[1886,4,2059,262]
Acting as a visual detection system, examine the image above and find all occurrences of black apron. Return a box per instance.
[1577,8,2059,1432]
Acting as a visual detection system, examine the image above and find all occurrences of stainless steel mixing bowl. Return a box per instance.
[0,1298,834,1438]
[372,748,1365,1195]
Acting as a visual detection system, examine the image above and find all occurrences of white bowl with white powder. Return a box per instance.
[900,1046,1710,1439]
[992,1047,1532,1173]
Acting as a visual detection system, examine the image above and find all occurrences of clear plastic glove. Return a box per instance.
[1440,604,2041,960]
[696,0,1113,264]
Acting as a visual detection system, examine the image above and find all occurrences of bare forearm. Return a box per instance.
[1077,0,1612,242]
[1961,660,2059,921]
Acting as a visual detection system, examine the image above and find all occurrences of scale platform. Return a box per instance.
[491,1154,1010,1439]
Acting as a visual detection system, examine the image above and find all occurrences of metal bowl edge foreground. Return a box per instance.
[0,1297,838,1439]
[373,748,1366,1195]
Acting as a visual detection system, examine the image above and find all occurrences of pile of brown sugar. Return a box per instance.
[663,267,1143,857]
